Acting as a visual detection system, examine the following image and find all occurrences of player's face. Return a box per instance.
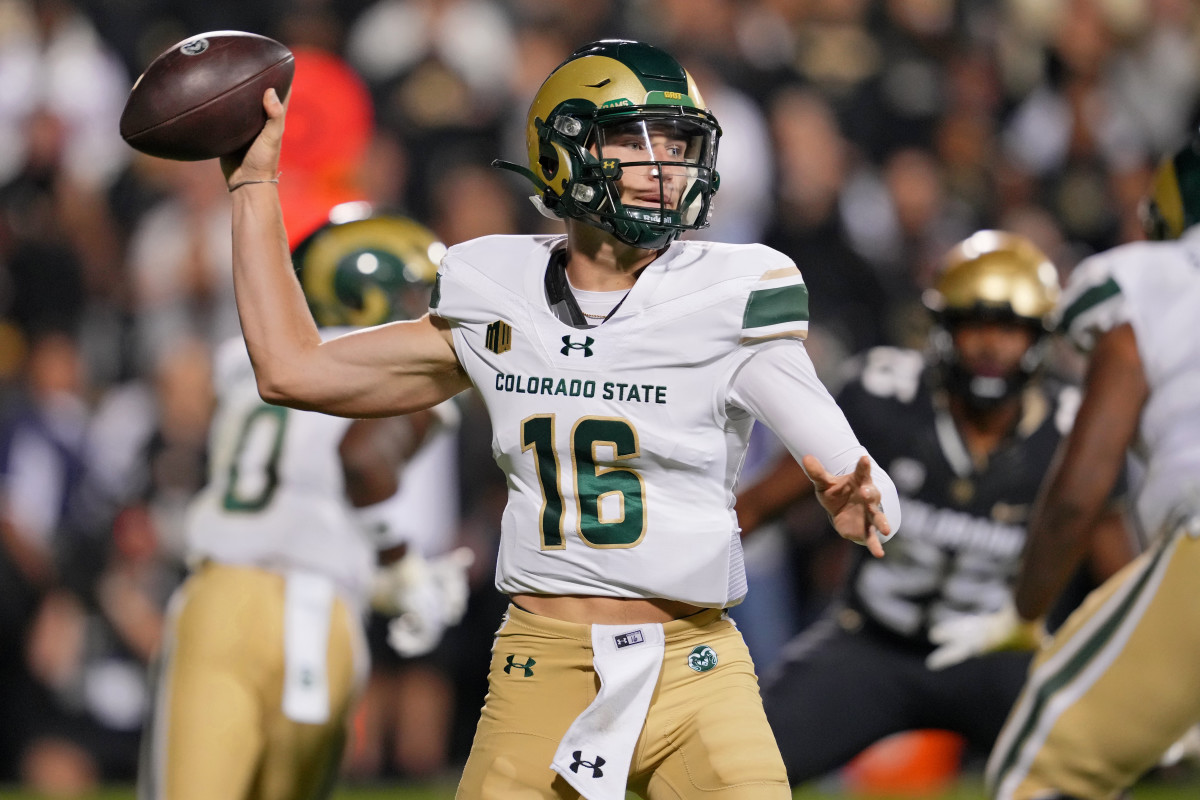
[951,320,1037,380]
[594,120,699,209]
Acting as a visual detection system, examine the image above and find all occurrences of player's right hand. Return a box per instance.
[925,600,1046,671]
[220,88,287,189]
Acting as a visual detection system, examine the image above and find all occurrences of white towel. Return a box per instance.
[282,570,334,724]
[551,623,665,800]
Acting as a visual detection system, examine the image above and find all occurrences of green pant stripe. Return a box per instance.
[992,535,1174,790]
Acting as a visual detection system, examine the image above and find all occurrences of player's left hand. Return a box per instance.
[371,547,475,658]
[802,454,892,558]
[925,600,1046,671]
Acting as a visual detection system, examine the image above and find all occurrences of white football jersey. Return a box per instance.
[432,234,819,607]
[1060,226,1200,536]
[185,334,374,605]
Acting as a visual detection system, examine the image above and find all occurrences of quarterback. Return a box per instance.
[221,40,899,799]
[138,211,472,800]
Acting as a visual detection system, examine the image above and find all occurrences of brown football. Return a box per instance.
[119,31,294,161]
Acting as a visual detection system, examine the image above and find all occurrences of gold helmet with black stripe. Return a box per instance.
[1141,134,1200,240]
[924,230,1061,407]
[292,203,446,328]
[493,39,721,250]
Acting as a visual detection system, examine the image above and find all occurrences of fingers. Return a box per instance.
[854,455,872,482]
[864,527,885,558]
[801,454,830,488]
[265,87,286,117]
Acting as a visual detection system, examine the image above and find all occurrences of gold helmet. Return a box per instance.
[1141,135,1200,240]
[924,230,1061,406]
[292,203,446,328]
[493,39,721,250]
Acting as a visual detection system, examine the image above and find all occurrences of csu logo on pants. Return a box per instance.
[560,335,594,357]
[687,645,718,672]
[504,654,535,677]
[569,751,605,778]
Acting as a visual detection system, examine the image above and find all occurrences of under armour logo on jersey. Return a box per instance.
[486,320,512,354]
[569,751,605,778]
[504,654,535,677]
[561,335,594,357]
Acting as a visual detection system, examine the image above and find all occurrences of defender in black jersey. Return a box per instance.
[738,231,1136,787]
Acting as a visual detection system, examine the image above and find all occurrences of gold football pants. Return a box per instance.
[456,604,790,799]
[139,562,366,800]
[988,518,1200,800]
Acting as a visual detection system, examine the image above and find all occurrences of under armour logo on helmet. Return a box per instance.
[561,335,594,357]
[503,655,535,677]
[569,751,605,778]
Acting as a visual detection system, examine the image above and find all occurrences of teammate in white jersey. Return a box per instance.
[930,135,1200,799]
[220,39,899,799]
[139,210,471,800]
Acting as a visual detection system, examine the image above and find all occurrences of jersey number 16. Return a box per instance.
[522,415,646,549]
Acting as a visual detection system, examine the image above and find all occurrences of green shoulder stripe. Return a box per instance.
[429,273,443,310]
[743,284,810,330]
[1059,277,1120,333]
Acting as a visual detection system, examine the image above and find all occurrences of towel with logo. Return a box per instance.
[551,622,666,800]
[282,570,334,723]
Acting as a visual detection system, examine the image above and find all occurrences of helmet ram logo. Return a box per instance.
[292,206,446,328]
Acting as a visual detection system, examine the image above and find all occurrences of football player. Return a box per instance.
[736,231,1135,787]
[220,39,899,799]
[137,209,472,800]
[943,134,1200,799]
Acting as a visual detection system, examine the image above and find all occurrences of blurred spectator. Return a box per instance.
[763,87,888,367]
[0,331,163,795]
[277,47,377,246]
[0,0,130,189]
[125,160,236,374]
[684,59,775,244]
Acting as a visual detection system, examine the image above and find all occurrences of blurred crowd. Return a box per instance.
[0,0,1197,794]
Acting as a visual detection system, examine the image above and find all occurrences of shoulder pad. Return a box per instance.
[431,235,561,324]
[1059,246,1134,353]
[734,246,809,344]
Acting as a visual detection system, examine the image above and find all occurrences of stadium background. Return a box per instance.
[0,0,1199,797]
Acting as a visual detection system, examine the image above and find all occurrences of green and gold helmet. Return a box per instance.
[924,230,1061,407]
[494,39,721,250]
[1141,135,1200,241]
[292,203,447,328]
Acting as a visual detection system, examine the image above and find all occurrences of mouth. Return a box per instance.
[627,192,672,207]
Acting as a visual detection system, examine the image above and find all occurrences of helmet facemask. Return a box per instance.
[537,109,720,249]
[925,230,1060,410]
[931,310,1047,410]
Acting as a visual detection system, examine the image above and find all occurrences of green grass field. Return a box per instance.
[4,771,1200,799]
